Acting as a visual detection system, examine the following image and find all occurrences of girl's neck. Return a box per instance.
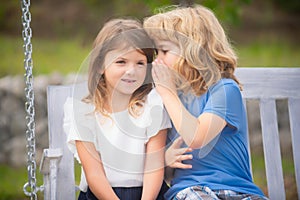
[105,93,131,113]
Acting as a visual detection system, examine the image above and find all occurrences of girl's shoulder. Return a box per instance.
[64,97,95,118]
[139,88,166,122]
[145,88,164,106]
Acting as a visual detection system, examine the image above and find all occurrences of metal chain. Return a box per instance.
[20,0,38,199]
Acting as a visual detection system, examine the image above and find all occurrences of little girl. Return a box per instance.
[63,18,171,200]
[144,5,268,200]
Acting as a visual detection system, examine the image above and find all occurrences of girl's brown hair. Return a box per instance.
[84,18,155,116]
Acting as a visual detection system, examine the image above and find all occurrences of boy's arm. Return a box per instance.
[141,129,167,200]
[163,94,226,149]
[152,61,226,149]
[76,141,119,200]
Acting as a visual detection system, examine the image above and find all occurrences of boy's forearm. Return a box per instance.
[160,91,199,147]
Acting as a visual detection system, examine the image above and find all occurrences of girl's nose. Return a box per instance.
[125,64,135,75]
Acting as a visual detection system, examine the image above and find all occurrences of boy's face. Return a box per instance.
[155,40,180,69]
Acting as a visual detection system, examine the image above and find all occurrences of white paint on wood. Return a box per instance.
[42,68,300,200]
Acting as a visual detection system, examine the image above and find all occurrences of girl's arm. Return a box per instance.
[76,141,119,200]
[152,61,226,149]
[141,129,167,200]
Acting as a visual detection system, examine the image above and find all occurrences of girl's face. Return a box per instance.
[155,40,180,69]
[103,48,147,97]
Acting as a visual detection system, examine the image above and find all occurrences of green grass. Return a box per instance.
[0,153,297,199]
[237,40,300,67]
[0,35,299,199]
[0,161,80,200]
[251,154,298,199]
[0,35,91,77]
[0,35,299,78]
[0,165,43,200]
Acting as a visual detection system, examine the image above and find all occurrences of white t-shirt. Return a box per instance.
[63,89,171,192]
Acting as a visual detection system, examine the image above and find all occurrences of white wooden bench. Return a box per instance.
[40,67,300,200]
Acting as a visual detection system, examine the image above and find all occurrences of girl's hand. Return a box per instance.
[152,59,176,96]
[165,137,193,169]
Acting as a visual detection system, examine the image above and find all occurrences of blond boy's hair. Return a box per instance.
[144,5,241,95]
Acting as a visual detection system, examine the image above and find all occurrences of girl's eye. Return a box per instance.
[116,60,126,64]
[137,62,146,67]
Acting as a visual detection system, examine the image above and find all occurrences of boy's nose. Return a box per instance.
[157,52,164,60]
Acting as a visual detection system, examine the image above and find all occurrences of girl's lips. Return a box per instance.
[121,79,136,83]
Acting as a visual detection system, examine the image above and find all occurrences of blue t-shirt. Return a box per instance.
[165,78,264,199]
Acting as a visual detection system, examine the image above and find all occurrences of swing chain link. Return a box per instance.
[20,0,41,199]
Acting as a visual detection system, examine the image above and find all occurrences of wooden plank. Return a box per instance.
[47,85,75,200]
[236,68,300,99]
[42,68,299,199]
[39,148,63,200]
[243,99,253,177]
[40,148,63,174]
[288,98,300,198]
[259,98,285,200]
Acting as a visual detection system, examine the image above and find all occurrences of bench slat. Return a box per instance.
[243,99,253,177]
[288,98,300,197]
[42,68,300,199]
[236,68,300,99]
[47,85,76,200]
[259,98,285,200]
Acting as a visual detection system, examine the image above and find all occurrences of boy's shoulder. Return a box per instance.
[210,78,240,91]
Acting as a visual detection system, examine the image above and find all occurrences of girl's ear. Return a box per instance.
[97,68,104,75]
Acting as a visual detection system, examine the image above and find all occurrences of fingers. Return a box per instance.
[152,59,166,82]
[152,59,177,95]
[166,138,193,169]
[170,137,193,155]
[175,147,192,159]
[171,136,184,149]
[177,154,193,162]
[152,59,169,78]
[151,62,162,86]
[169,154,193,169]
[152,58,165,66]
[171,162,192,169]
[151,66,158,83]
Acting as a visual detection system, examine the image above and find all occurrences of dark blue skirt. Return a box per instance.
[78,181,169,200]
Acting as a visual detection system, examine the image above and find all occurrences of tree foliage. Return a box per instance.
[273,0,300,13]
[1,0,299,37]
[141,0,252,25]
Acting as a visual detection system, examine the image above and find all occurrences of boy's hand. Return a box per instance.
[152,59,176,95]
[165,137,193,169]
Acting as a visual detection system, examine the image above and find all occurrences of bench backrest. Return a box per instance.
[235,68,300,200]
[41,67,300,200]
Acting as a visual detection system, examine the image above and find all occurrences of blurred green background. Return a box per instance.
[1,0,300,78]
[0,0,299,199]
